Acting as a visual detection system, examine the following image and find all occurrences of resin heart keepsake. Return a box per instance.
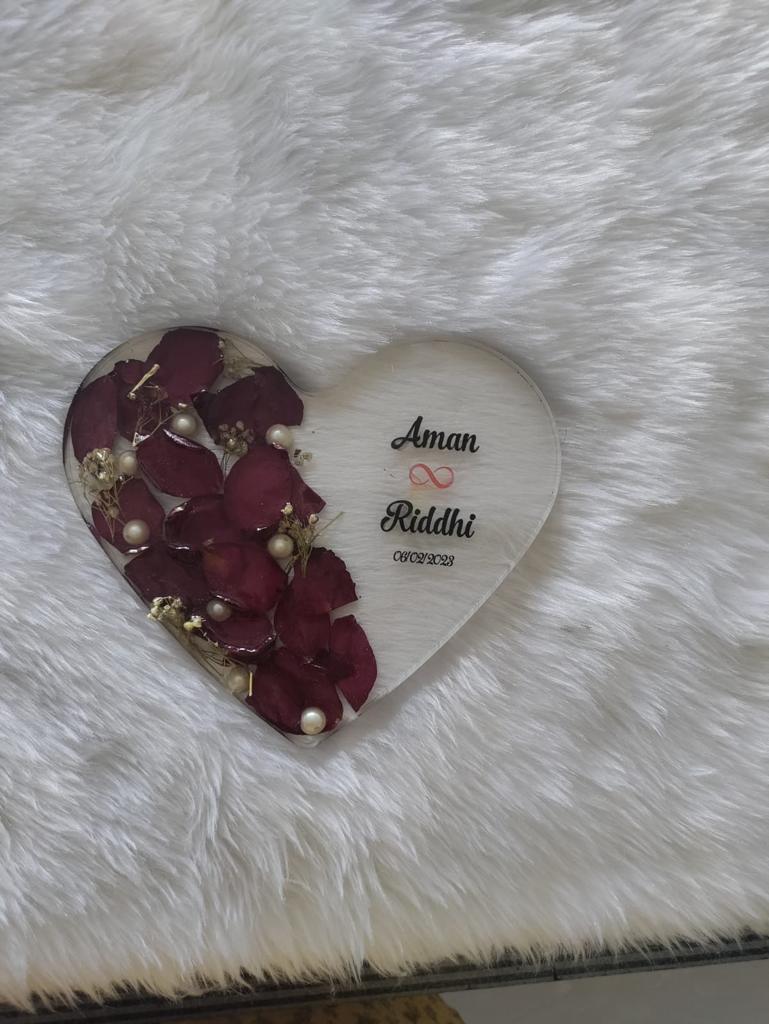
[64,328,560,744]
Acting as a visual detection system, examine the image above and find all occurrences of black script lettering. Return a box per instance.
[391,416,425,450]
[457,513,476,538]
[380,499,478,539]
[391,415,479,452]
[380,499,413,532]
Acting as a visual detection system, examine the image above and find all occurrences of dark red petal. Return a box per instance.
[291,547,358,614]
[146,328,223,403]
[223,445,293,531]
[112,359,144,388]
[315,647,353,681]
[246,648,342,734]
[111,359,167,443]
[248,365,304,433]
[194,376,252,446]
[112,359,142,440]
[202,541,287,613]
[124,545,209,605]
[289,465,326,521]
[200,610,275,663]
[92,478,165,553]
[327,615,377,711]
[196,366,303,447]
[164,494,243,557]
[137,429,223,497]
[68,375,117,462]
[274,589,330,659]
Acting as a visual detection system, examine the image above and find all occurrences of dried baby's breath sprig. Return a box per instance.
[149,598,251,700]
[123,366,180,446]
[277,505,344,575]
[292,448,313,468]
[148,596,187,629]
[148,598,241,680]
[79,449,128,541]
[132,395,174,447]
[220,338,266,379]
[218,421,255,457]
[92,488,122,539]
[80,448,117,494]
[127,363,160,399]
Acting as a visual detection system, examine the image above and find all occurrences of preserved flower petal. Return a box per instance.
[69,374,117,462]
[146,327,223,403]
[92,478,165,553]
[111,359,170,444]
[246,648,342,734]
[326,615,377,711]
[200,610,275,663]
[223,445,293,531]
[124,545,209,605]
[291,548,357,614]
[164,494,242,556]
[202,541,287,613]
[137,429,223,497]
[289,467,325,521]
[196,366,303,448]
[274,589,330,659]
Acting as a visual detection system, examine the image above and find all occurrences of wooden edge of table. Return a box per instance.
[2,934,768,1023]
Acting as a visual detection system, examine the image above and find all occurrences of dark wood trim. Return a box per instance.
[2,934,767,1022]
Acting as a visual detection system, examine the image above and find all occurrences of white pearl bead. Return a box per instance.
[206,599,232,622]
[265,423,294,450]
[170,411,199,438]
[300,707,327,736]
[267,533,295,560]
[116,450,139,477]
[122,518,150,547]
[225,665,250,698]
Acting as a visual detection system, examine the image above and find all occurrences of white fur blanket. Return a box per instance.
[1,0,768,1006]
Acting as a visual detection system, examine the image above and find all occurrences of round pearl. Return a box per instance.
[225,665,250,698]
[265,423,294,450]
[267,533,295,560]
[206,599,232,622]
[116,450,139,477]
[170,411,199,438]
[122,518,150,547]
[300,707,327,736]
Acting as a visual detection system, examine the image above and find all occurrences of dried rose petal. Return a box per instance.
[164,494,242,557]
[223,445,293,531]
[111,359,166,443]
[274,589,330,659]
[315,646,351,677]
[200,610,274,663]
[246,648,342,734]
[289,465,326,521]
[291,548,357,614]
[137,429,223,497]
[69,374,117,462]
[92,478,165,553]
[124,545,209,605]
[202,541,287,613]
[146,328,223,403]
[327,615,377,711]
[196,366,303,448]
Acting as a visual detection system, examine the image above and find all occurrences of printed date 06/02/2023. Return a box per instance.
[392,549,455,567]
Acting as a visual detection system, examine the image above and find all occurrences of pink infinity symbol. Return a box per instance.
[408,463,455,489]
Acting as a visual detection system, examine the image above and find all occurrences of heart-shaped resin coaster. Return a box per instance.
[64,328,560,744]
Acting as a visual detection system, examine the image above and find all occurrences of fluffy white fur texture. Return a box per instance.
[1,0,768,1007]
